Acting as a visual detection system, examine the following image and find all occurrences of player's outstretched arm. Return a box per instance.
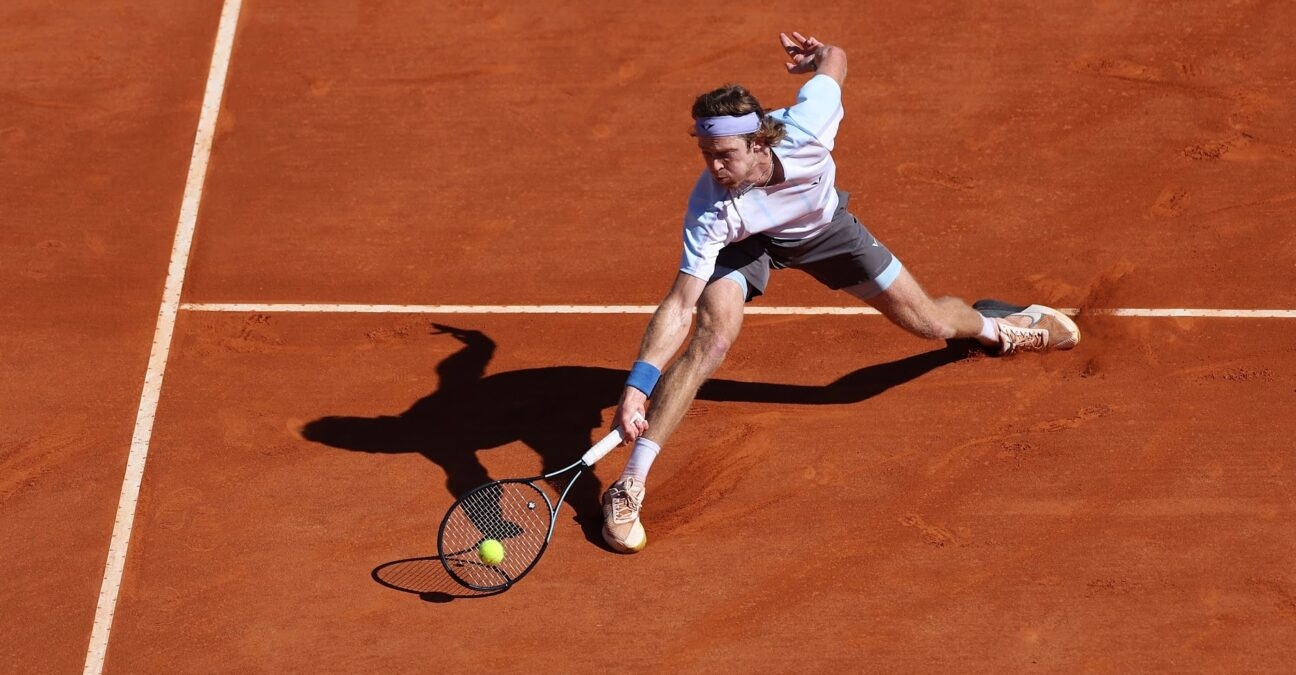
[615,272,706,441]
[779,31,846,86]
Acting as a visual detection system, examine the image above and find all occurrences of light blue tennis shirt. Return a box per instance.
[679,74,845,281]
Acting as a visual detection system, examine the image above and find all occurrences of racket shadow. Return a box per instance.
[372,555,506,602]
[302,324,980,548]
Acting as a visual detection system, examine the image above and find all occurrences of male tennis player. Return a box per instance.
[601,32,1080,553]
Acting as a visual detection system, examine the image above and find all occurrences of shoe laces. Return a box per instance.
[608,483,642,522]
[999,324,1048,353]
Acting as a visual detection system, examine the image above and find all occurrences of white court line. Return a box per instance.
[84,1,243,673]
[179,303,1296,318]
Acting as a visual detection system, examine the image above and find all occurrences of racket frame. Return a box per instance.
[435,416,640,591]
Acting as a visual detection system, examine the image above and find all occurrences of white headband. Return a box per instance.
[694,112,760,137]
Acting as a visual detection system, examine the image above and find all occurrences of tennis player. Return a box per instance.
[602,32,1080,553]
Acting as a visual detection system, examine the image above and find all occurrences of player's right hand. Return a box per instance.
[616,387,649,443]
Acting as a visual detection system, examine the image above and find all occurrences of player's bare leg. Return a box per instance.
[643,278,746,444]
[849,268,1079,353]
[602,278,746,553]
[851,268,985,340]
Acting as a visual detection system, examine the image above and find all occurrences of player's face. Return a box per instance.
[697,136,765,188]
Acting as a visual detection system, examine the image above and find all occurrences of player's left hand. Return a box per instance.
[779,31,824,74]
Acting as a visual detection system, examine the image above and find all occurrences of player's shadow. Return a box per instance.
[301,323,979,548]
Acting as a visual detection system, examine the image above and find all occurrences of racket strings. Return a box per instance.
[439,481,552,590]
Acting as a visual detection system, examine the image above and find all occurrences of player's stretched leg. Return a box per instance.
[851,267,984,340]
[848,268,1079,353]
[602,277,746,553]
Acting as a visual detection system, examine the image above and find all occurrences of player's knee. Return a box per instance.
[701,333,733,367]
[688,330,733,371]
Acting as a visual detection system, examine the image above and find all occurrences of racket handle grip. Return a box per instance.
[580,413,646,467]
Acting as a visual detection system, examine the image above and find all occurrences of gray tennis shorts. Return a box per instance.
[708,190,902,301]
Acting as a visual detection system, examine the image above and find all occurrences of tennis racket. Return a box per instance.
[436,415,642,591]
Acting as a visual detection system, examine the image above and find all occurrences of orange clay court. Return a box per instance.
[3,1,1294,672]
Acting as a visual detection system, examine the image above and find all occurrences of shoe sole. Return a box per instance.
[602,524,647,553]
[972,298,1028,318]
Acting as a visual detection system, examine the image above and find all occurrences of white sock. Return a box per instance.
[977,316,1000,347]
[621,438,661,482]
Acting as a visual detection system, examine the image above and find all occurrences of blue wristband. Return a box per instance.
[625,360,661,397]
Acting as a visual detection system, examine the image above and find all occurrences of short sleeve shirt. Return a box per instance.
[679,74,845,281]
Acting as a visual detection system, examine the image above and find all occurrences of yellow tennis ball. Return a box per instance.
[478,539,505,566]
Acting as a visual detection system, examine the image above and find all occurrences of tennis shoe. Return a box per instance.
[975,300,1080,354]
[601,477,647,553]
